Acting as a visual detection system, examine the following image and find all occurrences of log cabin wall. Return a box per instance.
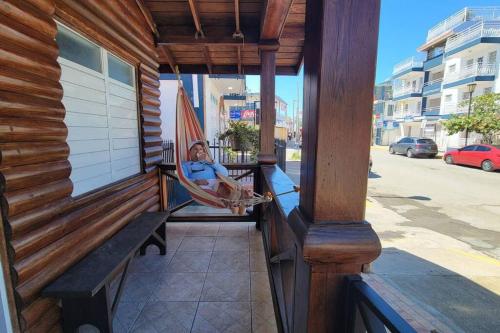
[0,0,162,331]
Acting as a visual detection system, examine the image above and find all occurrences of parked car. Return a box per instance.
[444,144,500,172]
[389,137,438,158]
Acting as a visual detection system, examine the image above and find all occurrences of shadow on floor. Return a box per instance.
[371,194,431,201]
[372,247,500,333]
[102,222,276,333]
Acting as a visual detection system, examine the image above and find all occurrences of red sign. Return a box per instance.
[241,109,255,119]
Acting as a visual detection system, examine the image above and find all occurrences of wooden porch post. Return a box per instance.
[258,46,278,164]
[288,0,382,331]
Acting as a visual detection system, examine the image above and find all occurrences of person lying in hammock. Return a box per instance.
[181,141,252,214]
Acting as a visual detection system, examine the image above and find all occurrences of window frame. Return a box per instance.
[475,146,491,152]
[56,22,144,198]
[461,145,477,151]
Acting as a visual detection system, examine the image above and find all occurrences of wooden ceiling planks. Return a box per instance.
[144,0,305,75]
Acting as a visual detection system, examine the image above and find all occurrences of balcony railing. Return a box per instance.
[445,21,500,52]
[392,86,423,98]
[422,106,441,115]
[426,8,468,42]
[441,103,468,115]
[393,108,421,119]
[444,62,497,84]
[427,47,445,59]
[423,78,443,87]
[392,57,424,75]
[426,7,500,42]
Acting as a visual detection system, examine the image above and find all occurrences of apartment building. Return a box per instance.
[159,74,246,142]
[387,7,500,150]
[373,80,398,145]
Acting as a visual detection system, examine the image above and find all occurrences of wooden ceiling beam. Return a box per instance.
[157,46,176,73]
[158,64,298,75]
[260,0,294,40]
[203,46,213,74]
[187,0,205,38]
[237,45,242,74]
[135,0,159,39]
[233,0,244,38]
[158,36,257,46]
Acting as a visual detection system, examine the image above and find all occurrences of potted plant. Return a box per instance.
[218,121,259,152]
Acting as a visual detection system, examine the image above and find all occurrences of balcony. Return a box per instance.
[422,106,441,116]
[422,78,443,96]
[443,62,497,88]
[441,103,469,115]
[393,108,421,120]
[392,85,423,100]
[392,56,424,78]
[426,7,500,42]
[445,21,500,55]
[423,52,444,70]
[223,93,246,100]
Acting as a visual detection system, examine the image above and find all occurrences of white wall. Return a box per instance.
[159,80,179,141]
[203,77,223,143]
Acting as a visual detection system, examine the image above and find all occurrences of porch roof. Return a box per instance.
[144,0,305,75]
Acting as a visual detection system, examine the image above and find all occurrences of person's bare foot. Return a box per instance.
[238,205,246,215]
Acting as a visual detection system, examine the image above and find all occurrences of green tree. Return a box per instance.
[443,93,500,144]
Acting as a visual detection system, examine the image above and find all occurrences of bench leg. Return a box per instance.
[61,287,112,333]
[140,222,166,255]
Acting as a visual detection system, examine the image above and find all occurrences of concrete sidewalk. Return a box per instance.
[366,196,500,333]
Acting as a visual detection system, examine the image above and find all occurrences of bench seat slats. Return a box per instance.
[42,212,168,298]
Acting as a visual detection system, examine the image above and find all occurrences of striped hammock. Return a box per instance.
[175,85,272,210]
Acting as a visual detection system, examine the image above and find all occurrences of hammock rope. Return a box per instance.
[175,83,275,210]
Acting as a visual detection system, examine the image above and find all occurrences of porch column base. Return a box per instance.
[288,207,381,332]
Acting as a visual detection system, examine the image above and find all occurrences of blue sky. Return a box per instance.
[246,1,500,110]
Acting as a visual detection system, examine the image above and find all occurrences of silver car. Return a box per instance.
[389,137,438,158]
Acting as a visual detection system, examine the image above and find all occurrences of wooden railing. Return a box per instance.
[158,163,261,223]
[345,275,416,333]
[259,165,414,333]
[259,165,304,333]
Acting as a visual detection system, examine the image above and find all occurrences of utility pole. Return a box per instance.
[296,80,300,143]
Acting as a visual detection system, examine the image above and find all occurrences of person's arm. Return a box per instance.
[210,162,228,177]
[181,162,192,180]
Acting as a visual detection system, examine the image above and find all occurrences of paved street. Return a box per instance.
[286,149,500,332]
[369,148,500,260]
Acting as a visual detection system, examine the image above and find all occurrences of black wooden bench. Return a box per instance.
[42,211,169,333]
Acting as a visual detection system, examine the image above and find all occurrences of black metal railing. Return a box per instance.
[345,275,417,333]
[158,163,261,222]
[162,138,287,171]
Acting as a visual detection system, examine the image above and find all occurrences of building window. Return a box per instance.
[387,104,394,116]
[462,92,470,101]
[56,24,141,196]
[445,94,452,102]
[448,64,456,73]
[488,51,497,64]
[466,59,473,67]
[404,104,409,112]
[484,87,493,94]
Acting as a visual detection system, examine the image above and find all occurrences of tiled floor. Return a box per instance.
[111,222,277,333]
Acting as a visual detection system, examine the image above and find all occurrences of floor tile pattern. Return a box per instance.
[93,222,277,333]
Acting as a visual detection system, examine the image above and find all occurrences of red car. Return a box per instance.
[444,144,500,172]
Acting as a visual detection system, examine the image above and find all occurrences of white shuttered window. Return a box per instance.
[56,24,141,196]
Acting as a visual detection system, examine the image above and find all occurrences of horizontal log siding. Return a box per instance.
[0,0,162,331]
